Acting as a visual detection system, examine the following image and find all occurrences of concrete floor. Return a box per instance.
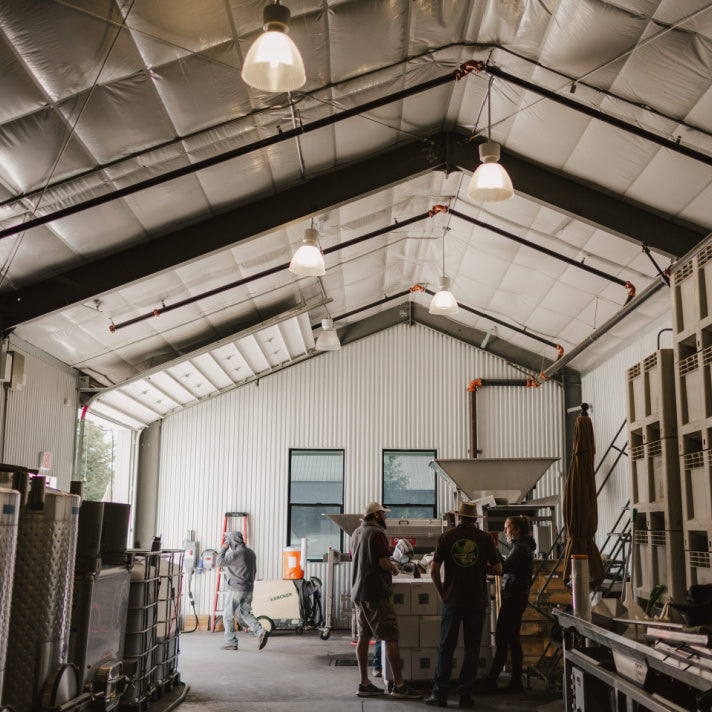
[174,629,563,712]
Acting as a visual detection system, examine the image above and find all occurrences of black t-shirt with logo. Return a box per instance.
[433,523,500,607]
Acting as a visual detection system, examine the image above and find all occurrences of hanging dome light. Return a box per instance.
[241,2,306,93]
[315,318,341,351]
[429,276,459,315]
[289,227,325,276]
[467,141,514,203]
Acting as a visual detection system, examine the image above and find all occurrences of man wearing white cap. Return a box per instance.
[350,501,422,700]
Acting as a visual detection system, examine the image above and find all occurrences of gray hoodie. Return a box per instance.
[216,531,257,592]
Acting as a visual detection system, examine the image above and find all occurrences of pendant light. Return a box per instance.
[429,235,459,316]
[289,225,325,276]
[315,318,341,351]
[241,1,306,93]
[467,79,514,203]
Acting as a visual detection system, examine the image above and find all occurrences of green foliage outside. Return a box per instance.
[79,421,114,501]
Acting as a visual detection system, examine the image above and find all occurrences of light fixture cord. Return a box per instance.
[441,231,446,278]
[487,76,493,141]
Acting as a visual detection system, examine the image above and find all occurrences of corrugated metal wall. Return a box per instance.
[580,313,673,549]
[156,323,565,617]
[2,335,79,490]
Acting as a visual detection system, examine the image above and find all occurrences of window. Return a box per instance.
[288,449,344,560]
[383,449,437,519]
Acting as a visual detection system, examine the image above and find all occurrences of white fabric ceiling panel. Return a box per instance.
[682,182,712,229]
[0,108,94,193]
[126,0,234,67]
[48,200,147,256]
[538,0,646,84]
[196,353,234,390]
[100,389,164,424]
[70,75,176,164]
[120,173,210,233]
[581,228,642,265]
[0,38,46,123]
[522,305,571,337]
[500,262,558,304]
[212,342,255,380]
[0,225,80,287]
[624,149,712,218]
[612,21,712,118]
[121,379,179,413]
[166,362,217,400]
[151,46,250,136]
[540,281,598,318]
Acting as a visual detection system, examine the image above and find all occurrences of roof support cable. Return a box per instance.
[288,91,306,180]
[642,245,671,286]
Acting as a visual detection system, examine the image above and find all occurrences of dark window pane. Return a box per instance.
[289,505,341,560]
[383,450,436,512]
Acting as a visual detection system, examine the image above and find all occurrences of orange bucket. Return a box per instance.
[282,547,303,579]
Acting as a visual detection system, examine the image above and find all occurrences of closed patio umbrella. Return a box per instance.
[562,404,604,589]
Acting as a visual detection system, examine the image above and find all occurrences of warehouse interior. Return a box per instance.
[1,1,712,711]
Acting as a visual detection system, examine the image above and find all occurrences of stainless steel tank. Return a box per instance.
[0,485,20,703]
[4,477,80,712]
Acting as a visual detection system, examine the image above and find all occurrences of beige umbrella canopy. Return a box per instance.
[562,404,604,589]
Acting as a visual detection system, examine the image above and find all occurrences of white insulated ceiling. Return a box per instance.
[0,1,711,427]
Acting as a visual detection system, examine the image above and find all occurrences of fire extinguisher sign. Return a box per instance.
[39,451,52,471]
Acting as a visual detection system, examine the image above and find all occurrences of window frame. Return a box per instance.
[287,448,345,560]
[381,448,437,519]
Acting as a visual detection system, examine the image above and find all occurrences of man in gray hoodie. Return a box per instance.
[216,531,268,651]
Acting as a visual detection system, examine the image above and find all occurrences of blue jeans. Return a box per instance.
[223,590,264,645]
[432,603,487,700]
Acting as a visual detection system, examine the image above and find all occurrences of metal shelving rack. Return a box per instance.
[555,610,712,712]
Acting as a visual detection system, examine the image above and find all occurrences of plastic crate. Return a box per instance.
[673,260,700,335]
[698,244,712,322]
[643,350,677,436]
[627,362,644,425]
[641,508,685,603]
[680,447,712,525]
[685,526,712,587]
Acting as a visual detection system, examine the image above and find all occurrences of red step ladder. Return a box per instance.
[210,511,249,632]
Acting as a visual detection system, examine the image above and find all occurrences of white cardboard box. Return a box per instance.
[391,580,412,615]
[410,647,438,680]
[419,615,467,648]
[410,580,440,615]
[397,614,419,649]
[382,641,411,682]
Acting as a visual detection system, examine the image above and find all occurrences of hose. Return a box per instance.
[182,568,199,633]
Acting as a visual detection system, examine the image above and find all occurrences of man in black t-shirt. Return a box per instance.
[426,501,502,708]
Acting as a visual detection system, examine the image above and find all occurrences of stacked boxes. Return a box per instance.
[671,247,712,590]
[626,349,686,604]
[383,578,493,685]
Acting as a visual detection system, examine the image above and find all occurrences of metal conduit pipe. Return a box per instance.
[467,378,539,459]
[447,208,634,294]
[421,287,563,354]
[0,69,470,242]
[484,63,712,168]
[6,55,712,240]
[535,276,667,384]
[110,213,432,331]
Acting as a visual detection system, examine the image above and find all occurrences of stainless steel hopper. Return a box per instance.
[429,457,558,504]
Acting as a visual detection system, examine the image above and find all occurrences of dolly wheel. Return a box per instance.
[257,615,274,633]
[320,628,331,641]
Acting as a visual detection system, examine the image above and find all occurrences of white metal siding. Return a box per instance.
[580,313,673,549]
[3,336,79,490]
[156,324,564,616]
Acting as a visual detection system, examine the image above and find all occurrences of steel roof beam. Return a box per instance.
[1,131,707,330]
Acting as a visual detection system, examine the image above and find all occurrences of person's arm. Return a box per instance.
[373,532,398,575]
[486,536,503,576]
[502,541,526,575]
[431,558,443,597]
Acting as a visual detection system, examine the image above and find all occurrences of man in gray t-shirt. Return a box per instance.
[216,531,268,651]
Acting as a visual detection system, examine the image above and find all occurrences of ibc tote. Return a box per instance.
[0,484,20,704]
[4,475,80,712]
